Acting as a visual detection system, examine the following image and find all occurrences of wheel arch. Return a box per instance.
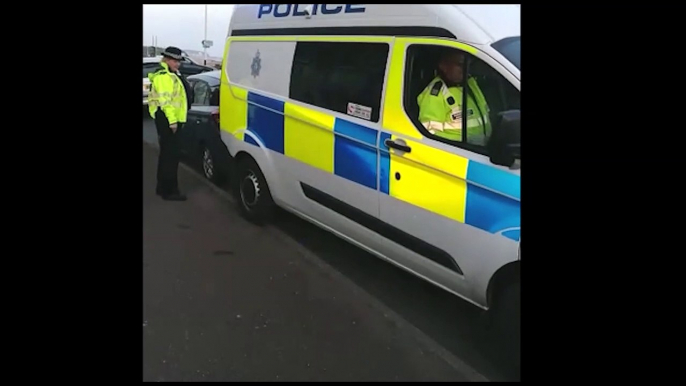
[486,260,520,309]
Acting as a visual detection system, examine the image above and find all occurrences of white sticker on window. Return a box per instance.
[346,102,372,121]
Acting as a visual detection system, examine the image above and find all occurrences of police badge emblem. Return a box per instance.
[251,50,261,78]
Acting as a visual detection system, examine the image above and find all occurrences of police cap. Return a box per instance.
[161,46,184,61]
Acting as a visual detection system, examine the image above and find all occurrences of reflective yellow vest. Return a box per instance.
[148,62,188,125]
[417,76,491,145]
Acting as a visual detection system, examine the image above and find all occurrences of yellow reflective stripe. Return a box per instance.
[422,120,482,138]
[149,90,172,104]
[228,36,392,43]
[444,122,461,130]
[466,117,483,128]
[150,91,172,98]
[422,120,444,132]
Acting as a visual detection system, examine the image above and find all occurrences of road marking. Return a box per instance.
[143,140,490,382]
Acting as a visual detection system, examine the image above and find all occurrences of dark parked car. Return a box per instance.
[178,70,232,185]
[179,55,216,76]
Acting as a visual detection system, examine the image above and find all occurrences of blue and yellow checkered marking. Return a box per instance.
[465,182,520,241]
[466,161,520,201]
[464,161,520,241]
[230,90,519,241]
[333,119,378,190]
[378,132,392,195]
[284,103,335,173]
[246,92,285,153]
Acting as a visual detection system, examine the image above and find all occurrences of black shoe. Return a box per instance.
[162,193,187,201]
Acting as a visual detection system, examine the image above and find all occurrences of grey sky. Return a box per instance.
[143,4,235,58]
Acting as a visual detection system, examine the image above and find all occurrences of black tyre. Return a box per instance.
[199,143,228,186]
[233,156,274,224]
[489,280,520,364]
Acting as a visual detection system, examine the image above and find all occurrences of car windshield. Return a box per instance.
[491,36,520,70]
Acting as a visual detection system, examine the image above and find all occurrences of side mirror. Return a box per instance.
[487,109,520,167]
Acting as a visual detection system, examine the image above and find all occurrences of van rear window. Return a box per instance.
[289,42,389,122]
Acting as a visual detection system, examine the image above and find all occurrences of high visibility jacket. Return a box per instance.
[148,62,188,125]
[417,76,491,145]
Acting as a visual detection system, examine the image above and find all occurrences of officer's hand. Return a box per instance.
[170,123,178,133]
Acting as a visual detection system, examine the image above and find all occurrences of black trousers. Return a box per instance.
[154,109,182,195]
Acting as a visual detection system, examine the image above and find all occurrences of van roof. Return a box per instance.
[228,4,519,46]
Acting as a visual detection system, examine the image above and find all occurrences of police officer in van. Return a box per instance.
[417,49,491,146]
[147,46,193,201]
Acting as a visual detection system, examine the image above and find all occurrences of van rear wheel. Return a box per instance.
[234,156,273,225]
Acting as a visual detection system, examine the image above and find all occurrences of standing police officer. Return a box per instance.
[148,46,191,201]
[417,49,491,146]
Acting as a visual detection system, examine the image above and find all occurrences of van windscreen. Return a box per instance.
[491,36,520,71]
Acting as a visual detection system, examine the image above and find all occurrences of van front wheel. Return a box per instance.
[489,280,520,363]
[234,156,273,225]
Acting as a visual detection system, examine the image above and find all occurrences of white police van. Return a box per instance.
[219,4,520,351]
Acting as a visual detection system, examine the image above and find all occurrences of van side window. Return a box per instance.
[289,42,389,123]
[403,44,520,154]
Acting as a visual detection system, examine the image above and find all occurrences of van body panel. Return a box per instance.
[219,5,520,310]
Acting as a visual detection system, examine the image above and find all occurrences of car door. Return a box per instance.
[185,78,222,144]
[178,78,209,154]
[377,38,520,303]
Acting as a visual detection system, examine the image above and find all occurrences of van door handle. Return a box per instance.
[384,139,411,153]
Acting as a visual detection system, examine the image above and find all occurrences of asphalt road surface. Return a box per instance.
[142,115,520,381]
